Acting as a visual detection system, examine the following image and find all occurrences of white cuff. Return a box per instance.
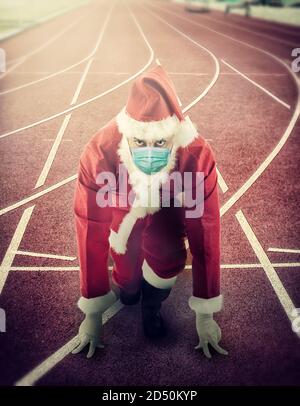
[78,291,117,315]
[142,259,177,289]
[188,295,223,314]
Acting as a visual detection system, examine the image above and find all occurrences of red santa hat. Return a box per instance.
[116,64,198,147]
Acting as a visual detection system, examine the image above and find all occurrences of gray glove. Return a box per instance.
[195,313,228,358]
[72,291,116,358]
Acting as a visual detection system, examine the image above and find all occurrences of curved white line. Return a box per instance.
[0,9,154,214]
[144,7,220,112]
[0,7,111,96]
[221,59,290,110]
[0,12,154,140]
[201,15,300,48]
[0,175,78,217]
[4,1,93,65]
[207,13,300,39]
[0,8,93,81]
[171,0,300,37]
[170,1,300,47]
[146,2,300,218]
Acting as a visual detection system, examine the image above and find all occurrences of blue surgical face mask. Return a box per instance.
[131,146,171,175]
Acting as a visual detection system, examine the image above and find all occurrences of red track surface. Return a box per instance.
[0,0,299,386]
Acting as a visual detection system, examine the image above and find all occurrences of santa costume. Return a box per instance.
[74,64,223,341]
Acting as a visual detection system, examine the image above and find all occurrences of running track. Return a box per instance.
[0,0,299,386]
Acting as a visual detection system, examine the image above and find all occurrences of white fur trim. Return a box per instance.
[188,295,223,314]
[109,229,126,255]
[78,291,117,315]
[175,115,198,148]
[142,259,177,289]
[116,107,179,142]
[108,206,147,255]
[116,107,198,147]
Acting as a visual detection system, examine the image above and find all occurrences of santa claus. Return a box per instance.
[72,64,228,359]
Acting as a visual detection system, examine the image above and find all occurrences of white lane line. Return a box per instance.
[0,5,112,290]
[0,206,35,294]
[0,10,90,80]
[4,262,300,272]
[42,138,72,141]
[220,91,299,217]
[0,8,112,293]
[144,8,220,114]
[14,300,124,386]
[153,0,299,52]
[216,167,229,193]
[70,58,94,106]
[205,10,300,38]
[155,58,161,65]
[168,72,287,77]
[143,4,229,193]
[0,175,77,217]
[15,337,79,386]
[34,8,111,190]
[221,262,300,269]
[161,0,300,47]
[0,8,154,140]
[268,248,300,254]
[221,59,290,110]
[199,14,299,48]
[5,0,93,65]
[12,251,76,261]
[148,2,299,218]
[0,18,118,96]
[0,4,156,214]
[35,114,72,188]
[0,70,127,75]
[236,210,299,335]
[177,94,183,107]
[12,71,131,76]
[8,267,81,271]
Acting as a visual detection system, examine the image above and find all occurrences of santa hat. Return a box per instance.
[116,64,198,148]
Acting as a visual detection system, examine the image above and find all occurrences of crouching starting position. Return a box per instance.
[72,65,228,359]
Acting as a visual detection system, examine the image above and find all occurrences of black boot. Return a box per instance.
[141,279,171,339]
[119,289,141,305]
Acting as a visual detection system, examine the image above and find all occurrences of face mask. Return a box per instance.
[131,146,171,175]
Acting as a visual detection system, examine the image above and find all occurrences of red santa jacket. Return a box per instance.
[74,118,222,312]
